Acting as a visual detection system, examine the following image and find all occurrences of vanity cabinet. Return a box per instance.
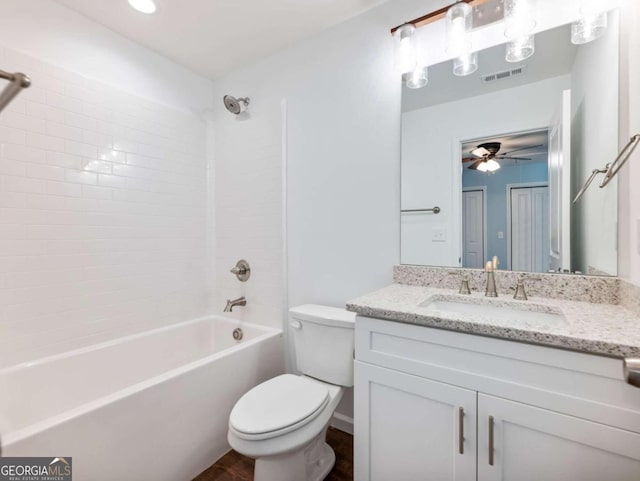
[354,316,640,481]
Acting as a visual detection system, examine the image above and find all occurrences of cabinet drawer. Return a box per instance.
[356,316,640,433]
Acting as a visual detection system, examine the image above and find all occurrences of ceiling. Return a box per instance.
[52,0,388,80]
[462,130,549,168]
[403,24,578,112]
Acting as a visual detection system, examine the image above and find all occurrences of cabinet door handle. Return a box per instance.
[488,415,495,466]
[458,407,464,454]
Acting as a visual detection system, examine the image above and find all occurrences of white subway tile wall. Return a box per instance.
[0,46,210,367]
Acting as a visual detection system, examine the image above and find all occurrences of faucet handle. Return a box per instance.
[230,259,251,282]
[459,275,471,295]
[513,276,528,301]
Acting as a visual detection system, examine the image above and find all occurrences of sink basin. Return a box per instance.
[421,297,566,326]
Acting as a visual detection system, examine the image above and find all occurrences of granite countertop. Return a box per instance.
[346,284,640,358]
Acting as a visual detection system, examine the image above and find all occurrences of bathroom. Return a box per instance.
[0,0,639,479]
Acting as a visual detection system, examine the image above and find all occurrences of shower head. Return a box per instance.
[223,95,250,115]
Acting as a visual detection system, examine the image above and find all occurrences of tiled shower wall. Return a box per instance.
[0,46,210,367]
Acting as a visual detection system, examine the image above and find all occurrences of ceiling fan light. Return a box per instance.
[477,162,489,172]
[485,159,501,172]
[471,147,490,157]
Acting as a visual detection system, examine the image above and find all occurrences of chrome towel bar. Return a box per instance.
[0,69,31,114]
[401,206,441,214]
[573,134,640,204]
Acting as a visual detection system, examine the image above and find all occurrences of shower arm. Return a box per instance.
[0,69,31,113]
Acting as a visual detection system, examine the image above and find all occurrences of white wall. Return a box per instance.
[210,0,445,425]
[570,11,619,276]
[619,1,640,284]
[0,1,214,367]
[401,75,570,266]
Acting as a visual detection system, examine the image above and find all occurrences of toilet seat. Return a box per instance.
[229,374,330,441]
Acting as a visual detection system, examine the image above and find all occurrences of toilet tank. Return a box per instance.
[289,305,356,387]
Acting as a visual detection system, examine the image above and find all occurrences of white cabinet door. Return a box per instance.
[478,393,640,481]
[354,361,476,481]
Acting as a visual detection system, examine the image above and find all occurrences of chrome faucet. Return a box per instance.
[224,296,246,312]
[513,275,528,300]
[485,265,498,298]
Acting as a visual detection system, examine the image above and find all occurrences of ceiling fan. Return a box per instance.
[462,142,544,172]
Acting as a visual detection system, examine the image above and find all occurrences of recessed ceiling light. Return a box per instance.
[128,0,156,14]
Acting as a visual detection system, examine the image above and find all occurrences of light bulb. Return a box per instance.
[446,2,473,57]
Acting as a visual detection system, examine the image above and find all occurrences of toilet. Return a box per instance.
[227,304,356,481]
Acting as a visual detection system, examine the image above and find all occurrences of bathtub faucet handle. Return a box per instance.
[230,259,251,282]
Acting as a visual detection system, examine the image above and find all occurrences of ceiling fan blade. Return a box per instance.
[468,160,484,170]
[462,157,480,163]
[497,156,532,161]
[502,144,545,155]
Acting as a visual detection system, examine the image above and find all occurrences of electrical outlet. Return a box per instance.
[432,228,446,242]
[497,231,504,239]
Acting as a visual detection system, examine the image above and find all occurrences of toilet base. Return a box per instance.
[253,426,335,481]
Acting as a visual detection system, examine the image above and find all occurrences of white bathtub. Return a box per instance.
[0,316,284,481]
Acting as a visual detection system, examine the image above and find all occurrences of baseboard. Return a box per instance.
[330,412,354,435]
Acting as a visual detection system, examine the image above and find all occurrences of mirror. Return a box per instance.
[400,10,619,275]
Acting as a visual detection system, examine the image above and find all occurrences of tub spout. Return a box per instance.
[224,296,246,312]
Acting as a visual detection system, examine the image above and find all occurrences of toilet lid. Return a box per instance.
[229,374,330,436]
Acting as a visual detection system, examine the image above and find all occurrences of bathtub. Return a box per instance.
[0,316,284,481]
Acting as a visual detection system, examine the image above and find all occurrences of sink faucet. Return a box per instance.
[224,296,246,312]
[485,262,498,297]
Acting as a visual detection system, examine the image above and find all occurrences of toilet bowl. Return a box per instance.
[227,305,355,481]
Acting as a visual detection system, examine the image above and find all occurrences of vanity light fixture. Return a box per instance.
[571,0,607,45]
[504,0,536,40]
[453,51,478,76]
[506,35,535,62]
[446,2,478,76]
[404,66,429,89]
[128,0,157,14]
[394,24,418,77]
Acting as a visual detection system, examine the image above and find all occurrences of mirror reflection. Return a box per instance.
[401,14,619,276]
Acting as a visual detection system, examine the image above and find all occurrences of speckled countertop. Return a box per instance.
[346,284,640,358]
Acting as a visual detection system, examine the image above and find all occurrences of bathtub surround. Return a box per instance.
[0,46,213,367]
[394,265,620,304]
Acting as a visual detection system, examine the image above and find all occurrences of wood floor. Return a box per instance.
[193,427,353,481]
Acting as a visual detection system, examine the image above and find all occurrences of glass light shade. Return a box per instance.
[403,66,428,89]
[394,24,417,74]
[571,11,607,45]
[477,162,489,172]
[504,0,537,39]
[484,159,501,172]
[446,2,473,57]
[506,35,535,62]
[454,51,478,76]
